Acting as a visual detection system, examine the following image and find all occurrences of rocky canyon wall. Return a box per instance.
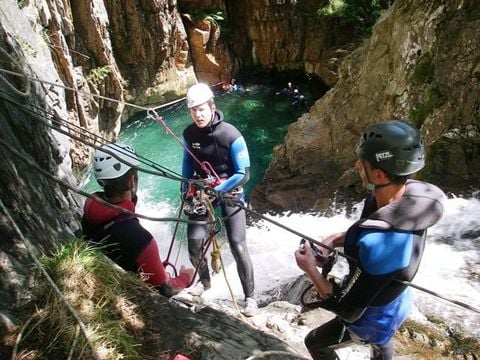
[0,0,81,334]
[0,0,196,335]
[226,0,356,87]
[251,0,480,212]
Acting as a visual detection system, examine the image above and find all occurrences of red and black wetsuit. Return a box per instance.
[81,193,190,297]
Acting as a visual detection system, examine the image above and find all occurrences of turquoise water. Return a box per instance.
[84,84,323,208]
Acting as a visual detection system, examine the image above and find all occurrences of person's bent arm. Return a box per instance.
[323,232,346,248]
[181,143,195,193]
[317,231,346,257]
[136,240,193,297]
[295,241,333,299]
[215,136,250,192]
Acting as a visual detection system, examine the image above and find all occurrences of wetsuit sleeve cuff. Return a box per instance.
[169,272,190,288]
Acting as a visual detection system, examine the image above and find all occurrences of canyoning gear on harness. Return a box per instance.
[356,120,425,176]
[93,143,139,183]
[184,194,208,216]
[182,179,219,216]
[186,83,214,108]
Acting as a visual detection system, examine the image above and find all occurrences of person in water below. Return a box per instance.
[181,82,257,316]
[82,143,194,297]
[295,120,446,360]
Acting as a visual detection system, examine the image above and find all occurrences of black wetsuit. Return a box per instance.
[182,110,254,298]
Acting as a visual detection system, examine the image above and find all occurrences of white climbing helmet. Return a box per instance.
[93,143,139,182]
[186,83,214,108]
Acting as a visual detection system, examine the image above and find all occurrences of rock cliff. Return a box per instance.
[251,0,480,212]
[226,0,356,87]
[0,0,196,341]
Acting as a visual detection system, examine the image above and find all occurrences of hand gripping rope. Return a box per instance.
[299,239,339,309]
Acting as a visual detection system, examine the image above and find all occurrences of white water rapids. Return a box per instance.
[137,190,480,345]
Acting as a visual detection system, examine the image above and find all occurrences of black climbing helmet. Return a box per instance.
[356,120,425,176]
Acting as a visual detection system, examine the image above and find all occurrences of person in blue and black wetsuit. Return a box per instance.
[295,120,446,359]
[181,83,257,316]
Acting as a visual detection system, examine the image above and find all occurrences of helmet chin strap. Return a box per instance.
[366,180,394,191]
[373,182,394,189]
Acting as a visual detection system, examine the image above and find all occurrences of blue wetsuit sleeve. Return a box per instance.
[215,136,250,192]
[181,143,194,193]
[358,231,412,275]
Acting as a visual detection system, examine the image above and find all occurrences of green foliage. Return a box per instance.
[448,332,480,355]
[317,0,392,36]
[340,66,350,80]
[27,239,145,359]
[187,8,231,39]
[86,65,111,86]
[190,9,225,28]
[317,0,346,17]
[17,0,27,9]
[399,318,480,358]
[411,53,434,84]
[409,84,446,127]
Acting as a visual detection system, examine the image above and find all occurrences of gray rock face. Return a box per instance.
[252,0,480,212]
[226,0,356,86]
[0,0,81,334]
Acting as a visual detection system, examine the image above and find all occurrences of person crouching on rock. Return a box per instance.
[82,143,194,297]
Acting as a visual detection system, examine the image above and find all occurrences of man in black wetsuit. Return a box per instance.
[295,120,446,359]
[182,82,257,316]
